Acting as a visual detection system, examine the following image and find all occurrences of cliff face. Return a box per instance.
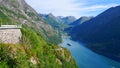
[0,0,78,68]
[0,0,61,44]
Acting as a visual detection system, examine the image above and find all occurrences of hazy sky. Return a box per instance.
[25,0,120,18]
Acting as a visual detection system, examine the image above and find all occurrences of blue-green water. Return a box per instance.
[60,38,120,68]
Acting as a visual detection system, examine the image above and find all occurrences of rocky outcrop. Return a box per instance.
[0,0,60,44]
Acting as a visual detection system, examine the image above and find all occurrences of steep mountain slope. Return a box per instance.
[0,27,78,68]
[40,13,65,31]
[0,0,78,68]
[0,0,61,44]
[65,16,93,33]
[69,5,120,62]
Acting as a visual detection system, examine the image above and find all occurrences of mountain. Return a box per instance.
[0,0,62,44]
[65,16,93,33]
[57,16,76,25]
[69,16,93,26]
[68,5,120,62]
[40,13,65,31]
[0,0,78,68]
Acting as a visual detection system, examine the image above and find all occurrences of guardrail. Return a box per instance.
[0,25,22,29]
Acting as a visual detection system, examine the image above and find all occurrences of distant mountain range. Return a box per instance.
[57,16,76,25]
[40,13,66,31]
[40,13,78,34]
[69,16,93,26]
[67,5,120,62]
[65,16,93,33]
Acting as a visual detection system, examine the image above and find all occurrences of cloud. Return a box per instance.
[25,0,83,17]
[74,4,119,18]
[79,4,119,11]
[25,0,83,11]
[25,0,120,18]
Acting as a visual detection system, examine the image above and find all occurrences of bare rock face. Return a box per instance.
[0,0,2,3]
[0,0,59,43]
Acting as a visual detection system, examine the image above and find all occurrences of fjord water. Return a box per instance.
[60,38,120,68]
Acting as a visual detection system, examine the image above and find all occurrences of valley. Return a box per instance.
[60,37,120,68]
[0,0,120,68]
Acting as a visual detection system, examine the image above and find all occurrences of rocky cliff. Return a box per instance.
[0,0,78,68]
[0,0,61,44]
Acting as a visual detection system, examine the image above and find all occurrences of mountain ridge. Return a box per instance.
[0,0,62,44]
[57,16,76,25]
[69,16,93,26]
[0,0,78,68]
[68,5,120,62]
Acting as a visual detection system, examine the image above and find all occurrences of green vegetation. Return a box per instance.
[41,14,66,34]
[43,15,64,30]
[0,27,78,68]
[0,5,27,21]
[0,10,10,24]
[0,1,78,67]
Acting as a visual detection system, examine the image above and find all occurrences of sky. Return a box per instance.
[25,0,120,18]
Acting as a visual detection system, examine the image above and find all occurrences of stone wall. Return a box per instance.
[0,28,21,44]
